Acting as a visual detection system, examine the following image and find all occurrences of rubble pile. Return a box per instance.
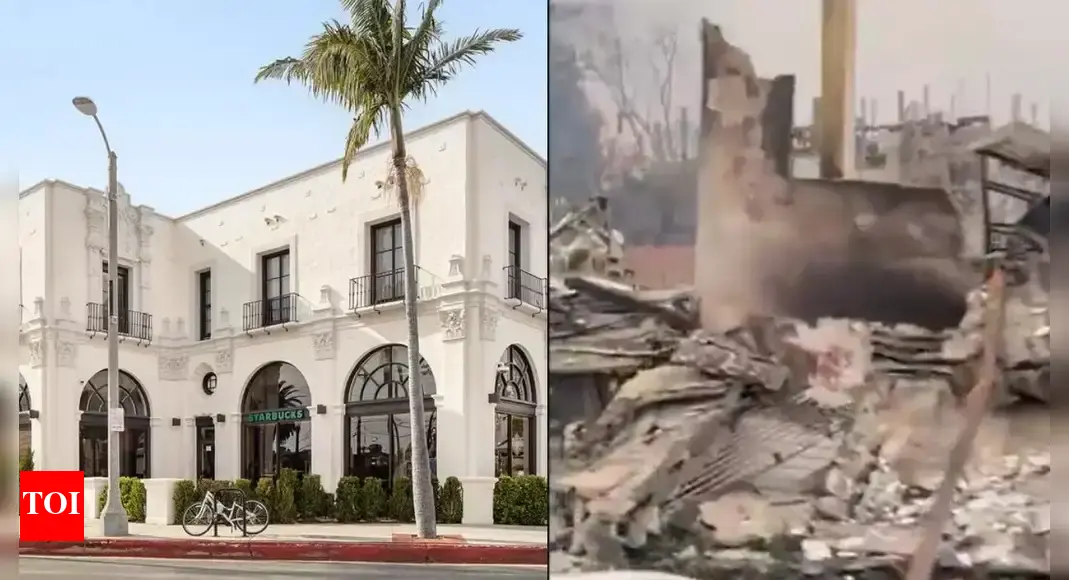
[549,275,1050,577]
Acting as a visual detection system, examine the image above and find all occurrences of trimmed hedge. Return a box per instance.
[97,476,147,522]
[493,475,548,526]
[167,473,545,526]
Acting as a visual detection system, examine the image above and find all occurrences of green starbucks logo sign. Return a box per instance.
[243,407,310,424]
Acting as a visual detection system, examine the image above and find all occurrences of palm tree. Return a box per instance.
[255,0,521,538]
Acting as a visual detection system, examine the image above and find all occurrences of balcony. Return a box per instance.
[243,293,299,332]
[86,303,154,343]
[503,266,546,312]
[349,266,440,311]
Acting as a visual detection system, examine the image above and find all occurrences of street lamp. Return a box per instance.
[73,96,128,537]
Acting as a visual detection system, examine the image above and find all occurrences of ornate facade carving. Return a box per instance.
[312,331,335,360]
[158,354,189,381]
[480,308,499,341]
[56,341,76,368]
[439,307,466,341]
[214,348,234,374]
[28,339,44,368]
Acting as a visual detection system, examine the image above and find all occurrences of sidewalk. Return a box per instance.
[20,521,548,564]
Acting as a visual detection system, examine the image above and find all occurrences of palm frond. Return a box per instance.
[382,156,427,207]
[424,28,523,86]
[342,105,387,180]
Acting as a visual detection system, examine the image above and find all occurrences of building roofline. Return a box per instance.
[20,110,545,222]
[176,109,544,222]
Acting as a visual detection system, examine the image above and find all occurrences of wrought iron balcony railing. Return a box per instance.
[243,293,299,331]
[504,266,546,311]
[348,266,439,310]
[86,303,154,342]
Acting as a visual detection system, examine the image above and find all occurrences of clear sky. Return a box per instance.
[3,0,547,217]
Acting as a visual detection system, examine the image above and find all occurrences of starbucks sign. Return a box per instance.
[243,407,310,425]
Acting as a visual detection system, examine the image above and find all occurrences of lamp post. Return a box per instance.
[73,96,128,536]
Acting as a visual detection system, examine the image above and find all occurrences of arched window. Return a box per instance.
[344,345,437,489]
[494,346,537,476]
[240,362,313,481]
[79,369,151,478]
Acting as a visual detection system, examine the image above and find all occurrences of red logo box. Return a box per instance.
[20,471,85,542]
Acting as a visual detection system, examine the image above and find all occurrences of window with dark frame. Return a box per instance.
[198,270,212,340]
[507,221,522,298]
[370,219,403,303]
[102,261,131,334]
[261,249,291,326]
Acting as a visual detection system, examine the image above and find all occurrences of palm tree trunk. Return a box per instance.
[389,106,437,539]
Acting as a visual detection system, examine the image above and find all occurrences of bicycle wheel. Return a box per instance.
[181,502,214,537]
[241,500,270,535]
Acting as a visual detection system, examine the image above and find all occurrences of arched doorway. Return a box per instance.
[494,346,537,476]
[19,375,33,463]
[79,370,151,478]
[240,362,313,481]
[343,345,437,489]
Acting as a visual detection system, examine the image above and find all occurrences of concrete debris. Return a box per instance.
[550,272,1048,577]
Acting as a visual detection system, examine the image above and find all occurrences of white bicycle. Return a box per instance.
[181,489,270,536]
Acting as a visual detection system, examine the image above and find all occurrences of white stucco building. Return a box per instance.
[17,111,548,524]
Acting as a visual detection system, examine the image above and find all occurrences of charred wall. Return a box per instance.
[694,22,972,331]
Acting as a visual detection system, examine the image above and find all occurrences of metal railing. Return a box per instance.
[242,293,299,331]
[348,266,439,310]
[504,266,546,310]
[86,302,153,342]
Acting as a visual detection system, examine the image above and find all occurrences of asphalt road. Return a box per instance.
[20,557,546,579]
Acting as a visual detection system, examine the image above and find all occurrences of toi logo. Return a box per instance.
[20,471,85,542]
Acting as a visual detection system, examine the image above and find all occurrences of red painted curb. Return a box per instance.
[19,538,546,565]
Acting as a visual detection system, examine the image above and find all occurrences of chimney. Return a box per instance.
[897,90,906,123]
[1012,93,1022,122]
[923,84,930,118]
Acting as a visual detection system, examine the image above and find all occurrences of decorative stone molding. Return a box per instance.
[28,339,44,368]
[481,255,492,280]
[214,348,234,374]
[159,354,189,381]
[59,297,72,321]
[30,297,44,323]
[438,307,466,341]
[56,341,77,368]
[448,254,465,278]
[313,285,334,314]
[84,186,155,265]
[312,331,335,360]
[480,308,499,341]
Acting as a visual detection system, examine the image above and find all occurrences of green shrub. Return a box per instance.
[388,477,415,523]
[297,474,330,520]
[439,477,464,524]
[255,477,275,514]
[431,477,442,519]
[233,478,254,500]
[362,477,387,521]
[513,475,548,525]
[97,477,147,523]
[19,450,33,472]
[324,492,335,519]
[274,469,299,524]
[172,479,199,523]
[333,476,363,523]
[493,475,547,526]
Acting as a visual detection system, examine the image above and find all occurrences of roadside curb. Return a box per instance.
[19,538,547,565]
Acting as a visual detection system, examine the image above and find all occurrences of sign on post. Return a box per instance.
[108,407,125,432]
